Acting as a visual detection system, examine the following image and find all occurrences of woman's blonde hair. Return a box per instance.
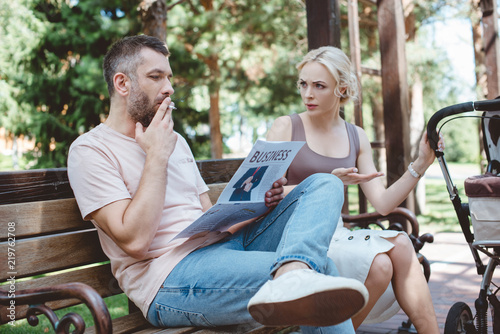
[296,46,359,106]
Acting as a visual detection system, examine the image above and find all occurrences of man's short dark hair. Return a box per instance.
[103,35,170,97]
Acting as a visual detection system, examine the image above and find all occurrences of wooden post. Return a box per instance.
[348,0,363,128]
[305,0,341,49]
[348,0,368,213]
[482,0,500,99]
[377,0,412,208]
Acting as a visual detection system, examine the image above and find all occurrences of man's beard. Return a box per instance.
[128,85,157,127]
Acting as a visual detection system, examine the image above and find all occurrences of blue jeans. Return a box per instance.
[147,174,354,334]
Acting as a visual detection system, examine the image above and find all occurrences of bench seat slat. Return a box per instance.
[84,312,152,334]
[86,312,292,334]
[85,312,198,334]
[138,328,198,334]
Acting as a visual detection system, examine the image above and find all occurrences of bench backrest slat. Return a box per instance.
[0,160,242,204]
[0,168,74,204]
[0,229,107,280]
[0,198,86,240]
[15,263,119,296]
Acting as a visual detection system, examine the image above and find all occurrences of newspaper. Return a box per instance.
[175,140,305,240]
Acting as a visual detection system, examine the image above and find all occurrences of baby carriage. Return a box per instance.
[427,98,500,334]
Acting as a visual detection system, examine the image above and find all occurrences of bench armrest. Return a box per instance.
[342,207,419,235]
[1,282,112,334]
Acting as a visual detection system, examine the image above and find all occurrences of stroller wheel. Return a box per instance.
[445,302,474,334]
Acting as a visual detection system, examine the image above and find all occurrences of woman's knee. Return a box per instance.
[388,234,418,266]
[366,253,393,286]
[392,234,414,255]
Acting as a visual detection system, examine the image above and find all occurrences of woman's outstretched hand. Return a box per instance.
[331,167,384,185]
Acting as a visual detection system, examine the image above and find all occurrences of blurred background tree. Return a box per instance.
[1,0,141,168]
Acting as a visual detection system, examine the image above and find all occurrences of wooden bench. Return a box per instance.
[0,159,432,333]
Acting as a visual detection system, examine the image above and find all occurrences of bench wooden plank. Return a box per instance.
[0,198,87,241]
[17,264,117,295]
[207,183,228,204]
[197,159,243,184]
[0,188,225,242]
[134,327,198,334]
[0,161,243,205]
[137,329,198,334]
[191,325,296,334]
[0,168,73,204]
[15,264,121,297]
[0,230,107,280]
[85,312,153,334]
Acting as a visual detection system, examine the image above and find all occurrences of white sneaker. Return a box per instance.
[247,269,368,327]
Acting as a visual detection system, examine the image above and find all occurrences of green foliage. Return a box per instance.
[406,30,479,163]
[0,0,141,168]
[21,0,143,168]
[162,0,309,156]
[0,0,484,167]
[0,0,45,138]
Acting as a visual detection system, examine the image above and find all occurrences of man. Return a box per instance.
[67,35,368,334]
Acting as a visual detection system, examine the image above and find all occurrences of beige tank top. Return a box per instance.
[287,113,360,185]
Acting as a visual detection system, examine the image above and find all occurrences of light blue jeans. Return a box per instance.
[147,174,354,334]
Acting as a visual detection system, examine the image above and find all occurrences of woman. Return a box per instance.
[266,46,442,333]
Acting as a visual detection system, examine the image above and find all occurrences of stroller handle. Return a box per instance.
[427,98,500,154]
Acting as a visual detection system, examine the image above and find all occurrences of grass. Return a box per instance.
[417,178,466,234]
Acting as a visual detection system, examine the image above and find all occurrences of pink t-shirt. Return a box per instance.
[68,124,227,317]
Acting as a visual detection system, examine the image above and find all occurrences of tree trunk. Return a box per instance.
[472,0,487,99]
[138,0,167,41]
[209,86,223,158]
[200,0,223,159]
[481,0,500,99]
[471,0,488,171]
[402,0,425,214]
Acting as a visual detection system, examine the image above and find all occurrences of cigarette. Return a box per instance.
[169,103,177,110]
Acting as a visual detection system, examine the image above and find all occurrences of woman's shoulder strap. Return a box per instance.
[345,121,361,158]
[289,114,306,141]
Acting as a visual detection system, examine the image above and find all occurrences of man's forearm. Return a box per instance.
[119,153,169,258]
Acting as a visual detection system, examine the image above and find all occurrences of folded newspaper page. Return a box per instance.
[175,140,305,240]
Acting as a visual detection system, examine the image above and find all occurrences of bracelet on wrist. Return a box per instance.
[408,162,423,178]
